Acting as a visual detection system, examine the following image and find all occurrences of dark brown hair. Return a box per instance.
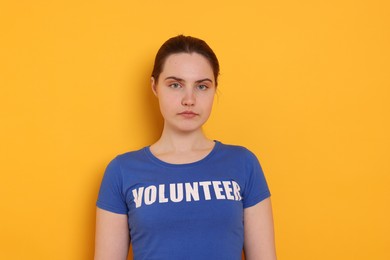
[151,35,220,87]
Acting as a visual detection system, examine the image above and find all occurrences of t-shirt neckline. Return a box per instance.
[143,140,221,168]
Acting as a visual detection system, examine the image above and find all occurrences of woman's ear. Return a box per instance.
[151,77,158,96]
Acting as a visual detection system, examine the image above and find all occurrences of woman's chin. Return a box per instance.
[164,121,205,134]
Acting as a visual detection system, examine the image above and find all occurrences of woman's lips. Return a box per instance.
[178,111,198,118]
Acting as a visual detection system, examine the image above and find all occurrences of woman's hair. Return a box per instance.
[151,35,220,87]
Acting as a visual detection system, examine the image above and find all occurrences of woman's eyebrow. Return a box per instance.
[164,76,213,84]
[164,76,185,83]
[195,78,213,84]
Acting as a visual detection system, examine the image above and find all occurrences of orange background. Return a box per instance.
[1,0,389,259]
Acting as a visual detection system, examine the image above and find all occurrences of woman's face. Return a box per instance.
[151,52,216,134]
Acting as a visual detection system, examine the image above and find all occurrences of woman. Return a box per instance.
[95,35,277,260]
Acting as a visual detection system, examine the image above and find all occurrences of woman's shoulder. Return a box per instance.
[109,146,149,165]
[216,141,258,159]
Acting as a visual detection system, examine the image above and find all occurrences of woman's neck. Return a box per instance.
[153,128,212,151]
[150,126,215,164]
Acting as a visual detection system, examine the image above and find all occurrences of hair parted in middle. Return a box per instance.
[151,35,220,87]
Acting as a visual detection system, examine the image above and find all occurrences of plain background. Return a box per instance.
[1,0,389,259]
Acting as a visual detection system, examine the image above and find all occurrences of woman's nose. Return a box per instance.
[181,90,195,106]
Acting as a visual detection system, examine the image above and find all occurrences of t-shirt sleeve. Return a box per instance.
[96,157,128,214]
[242,150,271,208]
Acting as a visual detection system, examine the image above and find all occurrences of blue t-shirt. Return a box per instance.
[97,141,270,260]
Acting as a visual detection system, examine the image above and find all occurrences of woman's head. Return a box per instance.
[151,35,220,87]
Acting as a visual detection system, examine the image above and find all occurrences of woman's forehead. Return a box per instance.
[161,53,214,80]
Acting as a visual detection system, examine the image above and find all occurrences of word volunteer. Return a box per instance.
[132,180,243,208]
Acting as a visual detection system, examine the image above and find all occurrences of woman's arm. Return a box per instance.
[94,208,130,260]
[244,198,277,260]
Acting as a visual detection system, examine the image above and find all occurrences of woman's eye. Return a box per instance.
[169,83,181,89]
[197,85,208,91]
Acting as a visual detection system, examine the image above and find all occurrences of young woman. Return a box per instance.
[95,35,277,260]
